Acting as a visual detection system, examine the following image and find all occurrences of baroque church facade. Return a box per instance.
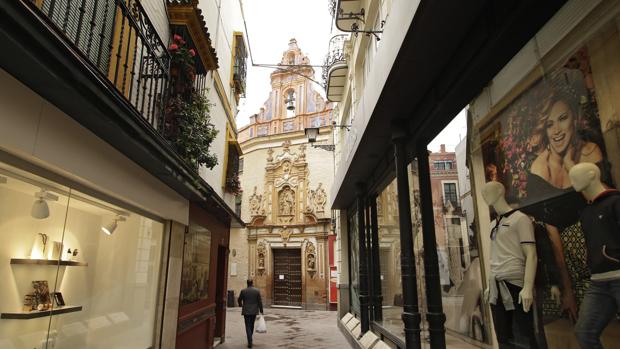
[228,39,335,309]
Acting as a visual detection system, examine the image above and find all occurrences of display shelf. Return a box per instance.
[10,258,88,267]
[1,305,82,319]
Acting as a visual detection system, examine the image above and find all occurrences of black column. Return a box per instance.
[416,144,446,349]
[370,194,383,321]
[365,200,375,321]
[356,184,370,335]
[392,129,422,349]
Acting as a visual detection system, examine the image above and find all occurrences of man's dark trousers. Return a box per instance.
[244,315,257,346]
[238,285,263,348]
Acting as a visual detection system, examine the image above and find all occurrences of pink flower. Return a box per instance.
[173,34,184,44]
[189,49,196,57]
[169,43,179,51]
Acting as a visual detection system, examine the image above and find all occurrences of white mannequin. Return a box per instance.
[482,181,537,312]
[569,162,606,200]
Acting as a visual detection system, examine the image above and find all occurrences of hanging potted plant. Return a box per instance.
[164,34,218,170]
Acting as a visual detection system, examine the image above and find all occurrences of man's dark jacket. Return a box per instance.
[238,286,263,315]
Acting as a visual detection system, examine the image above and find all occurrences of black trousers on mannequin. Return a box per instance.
[490,281,538,349]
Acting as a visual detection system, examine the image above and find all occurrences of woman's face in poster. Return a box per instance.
[545,99,575,155]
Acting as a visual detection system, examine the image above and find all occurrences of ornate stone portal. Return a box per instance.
[235,40,334,310]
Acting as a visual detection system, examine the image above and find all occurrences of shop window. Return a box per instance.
[0,161,165,348]
[375,179,405,341]
[422,111,487,343]
[347,209,360,315]
[180,223,211,305]
[470,30,620,345]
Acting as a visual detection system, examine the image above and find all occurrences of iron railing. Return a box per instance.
[36,0,170,131]
[322,34,348,87]
[233,35,247,98]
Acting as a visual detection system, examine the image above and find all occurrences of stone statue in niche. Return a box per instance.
[256,241,266,275]
[279,187,295,216]
[267,148,273,163]
[297,144,306,161]
[306,241,316,277]
[310,183,327,213]
[282,161,291,175]
[249,186,263,216]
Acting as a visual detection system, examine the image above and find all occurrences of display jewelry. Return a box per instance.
[53,292,65,307]
[22,294,36,312]
[39,233,48,256]
[49,241,63,260]
[31,280,51,311]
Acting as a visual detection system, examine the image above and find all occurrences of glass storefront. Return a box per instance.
[376,179,404,339]
[180,224,212,305]
[468,5,620,347]
[348,208,360,315]
[343,3,620,348]
[0,161,165,349]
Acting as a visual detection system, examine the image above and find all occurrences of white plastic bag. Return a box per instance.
[255,315,267,333]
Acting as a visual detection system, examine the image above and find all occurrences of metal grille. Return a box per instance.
[38,0,170,131]
[272,249,302,307]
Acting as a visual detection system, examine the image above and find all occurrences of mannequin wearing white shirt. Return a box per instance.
[482,181,538,348]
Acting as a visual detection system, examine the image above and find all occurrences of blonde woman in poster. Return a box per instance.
[483,51,614,344]
[527,80,604,322]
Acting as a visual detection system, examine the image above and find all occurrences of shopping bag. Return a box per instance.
[256,315,267,333]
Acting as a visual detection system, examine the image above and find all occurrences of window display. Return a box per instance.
[569,163,620,348]
[0,161,165,349]
[376,179,403,339]
[180,224,212,305]
[481,181,538,348]
[348,209,360,315]
[470,11,620,347]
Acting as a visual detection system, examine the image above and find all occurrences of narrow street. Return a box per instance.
[218,308,351,349]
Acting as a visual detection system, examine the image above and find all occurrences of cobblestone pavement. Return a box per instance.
[217,307,352,349]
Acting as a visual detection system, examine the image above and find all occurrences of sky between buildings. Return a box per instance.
[236,0,467,152]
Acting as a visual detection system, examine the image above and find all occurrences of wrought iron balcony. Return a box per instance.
[329,0,363,33]
[322,34,349,102]
[34,0,170,131]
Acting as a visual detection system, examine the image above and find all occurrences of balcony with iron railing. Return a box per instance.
[0,0,243,224]
[329,0,365,34]
[35,0,170,131]
[322,34,349,102]
[232,33,247,100]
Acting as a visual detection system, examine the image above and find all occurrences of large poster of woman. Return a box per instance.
[479,47,613,337]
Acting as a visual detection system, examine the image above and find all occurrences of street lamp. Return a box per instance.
[305,127,320,143]
[304,123,350,151]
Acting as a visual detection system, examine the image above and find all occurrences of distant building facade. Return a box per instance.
[228,40,335,310]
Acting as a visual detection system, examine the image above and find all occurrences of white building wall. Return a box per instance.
[141,0,171,46]
[196,0,246,209]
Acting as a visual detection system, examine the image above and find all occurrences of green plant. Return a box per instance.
[164,34,218,170]
[225,173,242,195]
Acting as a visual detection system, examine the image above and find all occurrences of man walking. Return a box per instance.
[238,279,263,348]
